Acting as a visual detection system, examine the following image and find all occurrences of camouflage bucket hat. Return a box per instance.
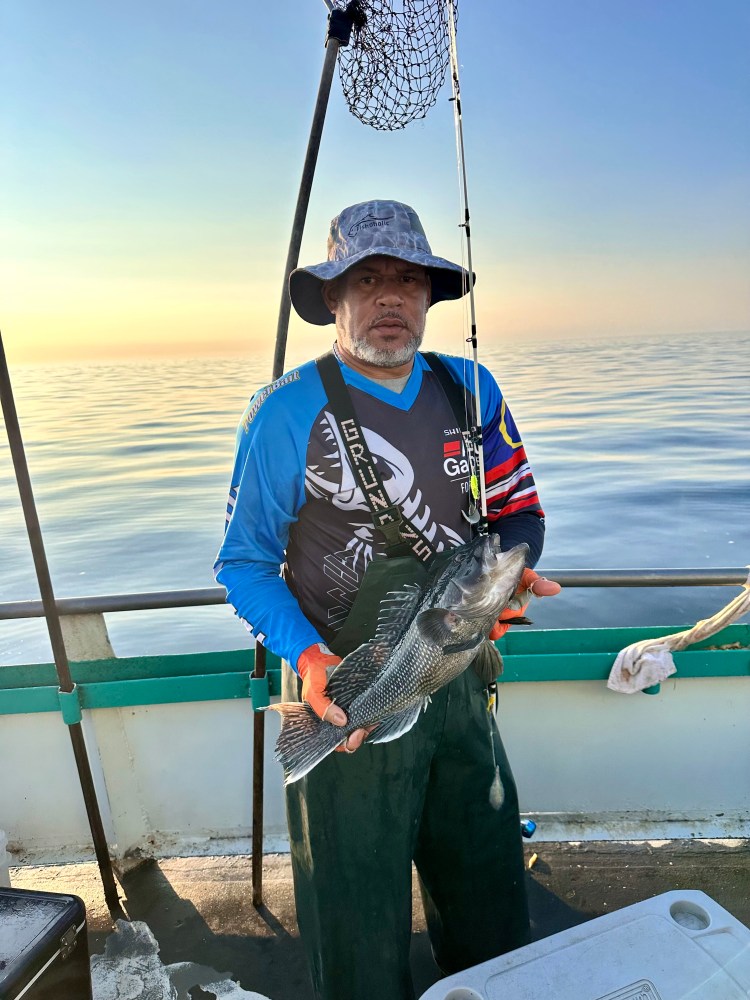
[289,200,475,325]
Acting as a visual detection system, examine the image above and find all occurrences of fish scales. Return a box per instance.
[270,536,529,784]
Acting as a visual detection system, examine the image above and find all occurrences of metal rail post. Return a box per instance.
[250,643,266,908]
[0,331,124,921]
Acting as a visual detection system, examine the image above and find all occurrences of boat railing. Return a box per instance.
[2,568,748,898]
[1,568,747,621]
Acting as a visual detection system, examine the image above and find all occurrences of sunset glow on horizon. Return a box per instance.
[3,1,748,366]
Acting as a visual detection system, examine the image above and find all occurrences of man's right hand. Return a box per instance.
[297,643,370,752]
[297,642,346,724]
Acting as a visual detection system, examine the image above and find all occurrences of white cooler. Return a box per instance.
[419,890,750,1000]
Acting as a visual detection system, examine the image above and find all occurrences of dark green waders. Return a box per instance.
[283,555,530,1000]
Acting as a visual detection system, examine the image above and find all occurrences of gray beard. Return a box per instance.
[348,329,424,368]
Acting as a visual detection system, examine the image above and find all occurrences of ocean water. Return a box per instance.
[1,331,749,666]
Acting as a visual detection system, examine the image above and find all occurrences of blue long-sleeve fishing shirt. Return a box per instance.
[214,351,544,671]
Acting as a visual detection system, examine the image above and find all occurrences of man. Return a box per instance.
[215,200,559,1000]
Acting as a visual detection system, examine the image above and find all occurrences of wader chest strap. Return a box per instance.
[421,352,476,435]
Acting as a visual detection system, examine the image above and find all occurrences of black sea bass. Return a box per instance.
[271,535,529,784]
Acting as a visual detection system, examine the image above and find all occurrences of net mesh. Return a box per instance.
[334,0,456,131]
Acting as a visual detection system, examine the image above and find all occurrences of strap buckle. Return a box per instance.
[372,505,408,552]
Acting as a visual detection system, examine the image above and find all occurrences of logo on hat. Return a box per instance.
[347,212,395,237]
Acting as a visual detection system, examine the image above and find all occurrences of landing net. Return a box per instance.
[334,0,457,131]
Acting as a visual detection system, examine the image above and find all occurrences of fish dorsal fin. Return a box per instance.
[326,640,388,713]
[416,608,469,646]
[366,700,427,745]
[325,583,422,712]
[373,582,423,651]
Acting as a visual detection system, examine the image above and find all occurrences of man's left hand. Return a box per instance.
[489,568,562,640]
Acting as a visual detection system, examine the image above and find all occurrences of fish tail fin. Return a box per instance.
[267,702,345,784]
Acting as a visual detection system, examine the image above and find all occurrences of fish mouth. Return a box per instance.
[481,535,527,575]
[444,537,529,618]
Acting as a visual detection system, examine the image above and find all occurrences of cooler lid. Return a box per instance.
[419,891,750,1000]
[0,888,77,975]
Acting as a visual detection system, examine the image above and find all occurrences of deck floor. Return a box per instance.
[10,839,750,999]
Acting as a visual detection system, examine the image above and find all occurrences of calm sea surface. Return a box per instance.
[1,331,749,666]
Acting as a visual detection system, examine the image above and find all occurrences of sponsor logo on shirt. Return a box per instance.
[443,434,471,479]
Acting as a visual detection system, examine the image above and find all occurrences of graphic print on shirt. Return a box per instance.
[305,410,465,630]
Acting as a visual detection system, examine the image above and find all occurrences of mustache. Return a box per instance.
[368,311,413,332]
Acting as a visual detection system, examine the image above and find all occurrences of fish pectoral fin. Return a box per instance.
[366,700,426,745]
[442,633,484,655]
[415,608,469,645]
[502,615,533,626]
[470,639,504,685]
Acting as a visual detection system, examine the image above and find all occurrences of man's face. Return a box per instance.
[322,256,431,369]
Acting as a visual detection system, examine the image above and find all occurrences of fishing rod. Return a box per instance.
[446,0,488,531]
[0,331,124,921]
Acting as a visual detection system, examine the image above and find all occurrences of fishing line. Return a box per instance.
[451,102,474,490]
[454,131,476,523]
[445,0,488,530]
[444,4,505,800]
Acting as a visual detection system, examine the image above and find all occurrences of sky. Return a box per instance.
[2,0,749,365]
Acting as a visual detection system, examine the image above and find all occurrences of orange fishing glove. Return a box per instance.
[489,568,562,640]
[297,642,346,725]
